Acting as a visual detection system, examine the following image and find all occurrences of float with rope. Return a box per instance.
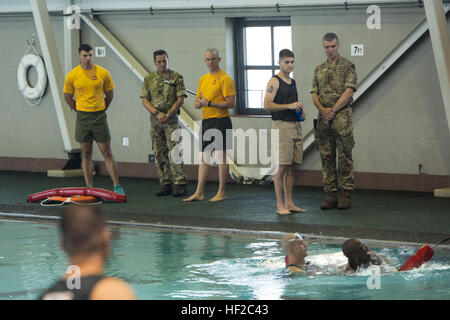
[28,187,127,207]
[17,34,47,106]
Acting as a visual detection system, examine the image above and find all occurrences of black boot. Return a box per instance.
[156,184,172,196]
[173,184,188,197]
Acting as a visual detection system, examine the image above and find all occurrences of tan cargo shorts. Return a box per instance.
[272,120,303,165]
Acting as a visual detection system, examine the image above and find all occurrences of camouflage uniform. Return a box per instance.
[311,56,357,192]
[141,70,188,186]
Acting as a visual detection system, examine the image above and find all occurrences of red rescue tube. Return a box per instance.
[398,245,434,271]
[27,188,59,202]
[28,187,126,203]
[87,188,126,203]
[28,188,81,202]
[27,187,87,202]
[58,188,87,197]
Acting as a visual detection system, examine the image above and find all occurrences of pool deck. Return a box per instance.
[1,171,449,244]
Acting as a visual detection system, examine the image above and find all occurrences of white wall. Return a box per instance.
[1,5,449,176]
[0,16,68,159]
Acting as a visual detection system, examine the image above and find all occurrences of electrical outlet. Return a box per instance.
[148,154,155,163]
[122,137,129,147]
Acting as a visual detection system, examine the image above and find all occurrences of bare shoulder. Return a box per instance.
[90,277,136,300]
[266,77,279,91]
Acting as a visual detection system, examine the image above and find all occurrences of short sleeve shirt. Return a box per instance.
[197,69,236,119]
[140,70,186,113]
[63,65,114,112]
[311,56,357,108]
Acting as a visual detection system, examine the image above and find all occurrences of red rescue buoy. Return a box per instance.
[398,245,434,271]
[28,187,127,203]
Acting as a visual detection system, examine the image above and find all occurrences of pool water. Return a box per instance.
[0,219,449,300]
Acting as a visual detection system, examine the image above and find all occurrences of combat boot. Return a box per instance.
[173,184,188,197]
[320,191,338,210]
[156,184,172,196]
[338,190,351,210]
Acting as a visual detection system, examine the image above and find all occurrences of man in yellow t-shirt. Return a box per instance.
[183,48,235,203]
[63,44,124,194]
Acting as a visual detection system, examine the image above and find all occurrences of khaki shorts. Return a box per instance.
[75,111,111,143]
[272,120,303,165]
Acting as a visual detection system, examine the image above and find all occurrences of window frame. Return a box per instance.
[235,17,291,115]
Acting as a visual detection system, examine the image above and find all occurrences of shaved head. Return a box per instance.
[281,233,296,250]
[285,238,306,258]
[204,48,221,73]
[205,48,219,57]
[60,205,107,256]
[281,233,307,265]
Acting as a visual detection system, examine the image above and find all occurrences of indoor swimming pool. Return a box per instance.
[0,219,449,300]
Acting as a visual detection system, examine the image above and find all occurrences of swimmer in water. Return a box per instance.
[281,233,308,273]
[341,238,389,273]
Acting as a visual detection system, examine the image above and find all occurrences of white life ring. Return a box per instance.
[17,53,47,100]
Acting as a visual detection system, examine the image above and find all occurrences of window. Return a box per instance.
[236,18,292,115]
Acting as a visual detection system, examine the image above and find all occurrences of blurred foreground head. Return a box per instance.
[60,205,109,257]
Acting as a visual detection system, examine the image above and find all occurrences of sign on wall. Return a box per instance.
[95,47,106,57]
[351,44,364,56]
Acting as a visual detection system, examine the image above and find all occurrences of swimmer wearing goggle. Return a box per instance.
[282,233,309,273]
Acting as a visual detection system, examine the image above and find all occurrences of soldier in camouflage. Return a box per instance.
[311,33,357,210]
[141,50,188,197]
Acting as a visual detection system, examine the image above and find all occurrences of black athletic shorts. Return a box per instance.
[200,117,233,152]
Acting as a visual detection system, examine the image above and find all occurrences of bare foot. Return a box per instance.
[276,206,292,215]
[209,193,226,202]
[286,204,308,213]
[183,193,204,202]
